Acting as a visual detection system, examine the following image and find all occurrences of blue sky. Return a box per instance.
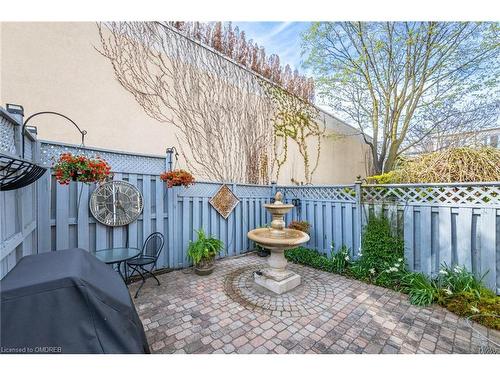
[233,22,312,72]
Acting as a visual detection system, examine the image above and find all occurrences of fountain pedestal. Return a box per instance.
[254,251,301,294]
[247,192,309,295]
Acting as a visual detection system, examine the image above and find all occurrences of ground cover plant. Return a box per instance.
[285,215,500,330]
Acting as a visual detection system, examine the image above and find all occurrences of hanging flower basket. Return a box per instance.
[160,169,195,188]
[53,153,111,185]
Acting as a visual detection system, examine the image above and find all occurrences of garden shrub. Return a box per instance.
[285,245,352,274]
[285,247,336,273]
[348,215,405,288]
[367,147,500,183]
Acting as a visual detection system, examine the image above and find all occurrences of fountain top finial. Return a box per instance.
[274,191,283,205]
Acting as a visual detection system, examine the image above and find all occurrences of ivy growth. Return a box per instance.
[263,82,326,184]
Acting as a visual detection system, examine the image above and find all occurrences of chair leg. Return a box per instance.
[141,266,160,286]
[127,264,138,280]
[131,265,146,299]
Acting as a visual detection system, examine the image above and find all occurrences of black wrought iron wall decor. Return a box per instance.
[21,110,87,158]
[0,153,47,191]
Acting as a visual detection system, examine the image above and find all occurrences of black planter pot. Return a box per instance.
[194,258,215,276]
[257,247,270,257]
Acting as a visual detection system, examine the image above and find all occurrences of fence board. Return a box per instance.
[420,206,432,275]
[457,207,473,270]
[112,173,123,248]
[480,208,497,290]
[227,202,235,256]
[55,182,69,250]
[404,207,415,271]
[306,201,314,249]
[439,207,452,267]
[242,198,249,251]
[325,202,333,256]
[36,171,51,253]
[315,201,323,251]
[182,196,190,267]
[334,203,342,253]
[142,176,152,248]
[235,201,242,255]
[219,204,227,256]
[128,174,139,249]
[345,203,353,256]
[77,183,89,250]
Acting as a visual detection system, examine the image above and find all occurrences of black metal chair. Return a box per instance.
[127,232,164,298]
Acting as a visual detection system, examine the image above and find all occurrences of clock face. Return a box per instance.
[90,181,144,227]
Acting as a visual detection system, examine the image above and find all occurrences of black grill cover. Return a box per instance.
[0,249,150,354]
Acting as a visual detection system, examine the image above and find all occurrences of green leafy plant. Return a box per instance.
[285,247,335,273]
[401,272,437,306]
[348,215,406,288]
[436,264,492,299]
[288,220,311,234]
[331,244,350,274]
[187,229,224,267]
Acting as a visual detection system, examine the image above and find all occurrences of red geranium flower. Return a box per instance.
[160,169,195,188]
[52,153,111,185]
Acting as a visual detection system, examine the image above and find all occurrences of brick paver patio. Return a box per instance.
[129,253,499,354]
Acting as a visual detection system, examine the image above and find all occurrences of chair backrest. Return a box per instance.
[142,232,164,260]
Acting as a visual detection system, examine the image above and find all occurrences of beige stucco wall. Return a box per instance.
[0,22,370,184]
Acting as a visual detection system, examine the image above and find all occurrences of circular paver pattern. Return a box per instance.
[223,263,336,317]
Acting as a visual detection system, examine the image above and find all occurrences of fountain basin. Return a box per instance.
[247,228,310,250]
[248,224,309,294]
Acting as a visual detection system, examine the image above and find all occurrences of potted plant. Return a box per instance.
[256,244,270,257]
[160,169,195,188]
[53,153,111,185]
[288,220,311,234]
[187,229,224,275]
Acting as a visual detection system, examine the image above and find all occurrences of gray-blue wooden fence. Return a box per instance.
[0,108,39,278]
[1,114,499,293]
[360,183,500,293]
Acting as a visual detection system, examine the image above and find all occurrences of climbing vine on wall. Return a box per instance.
[263,82,326,184]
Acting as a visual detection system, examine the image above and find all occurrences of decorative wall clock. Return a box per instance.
[90,180,143,227]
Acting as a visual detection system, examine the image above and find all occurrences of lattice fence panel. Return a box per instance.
[0,116,17,155]
[40,142,167,175]
[177,182,272,198]
[362,184,500,207]
[279,185,357,202]
[177,182,222,197]
[233,184,272,198]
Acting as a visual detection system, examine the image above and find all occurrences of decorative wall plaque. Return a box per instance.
[209,184,240,219]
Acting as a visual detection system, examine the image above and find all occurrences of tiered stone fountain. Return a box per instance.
[247,192,310,294]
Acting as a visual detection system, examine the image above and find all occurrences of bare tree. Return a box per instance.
[97,22,274,183]
[407,100,499,154]
[303,22,500,173]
